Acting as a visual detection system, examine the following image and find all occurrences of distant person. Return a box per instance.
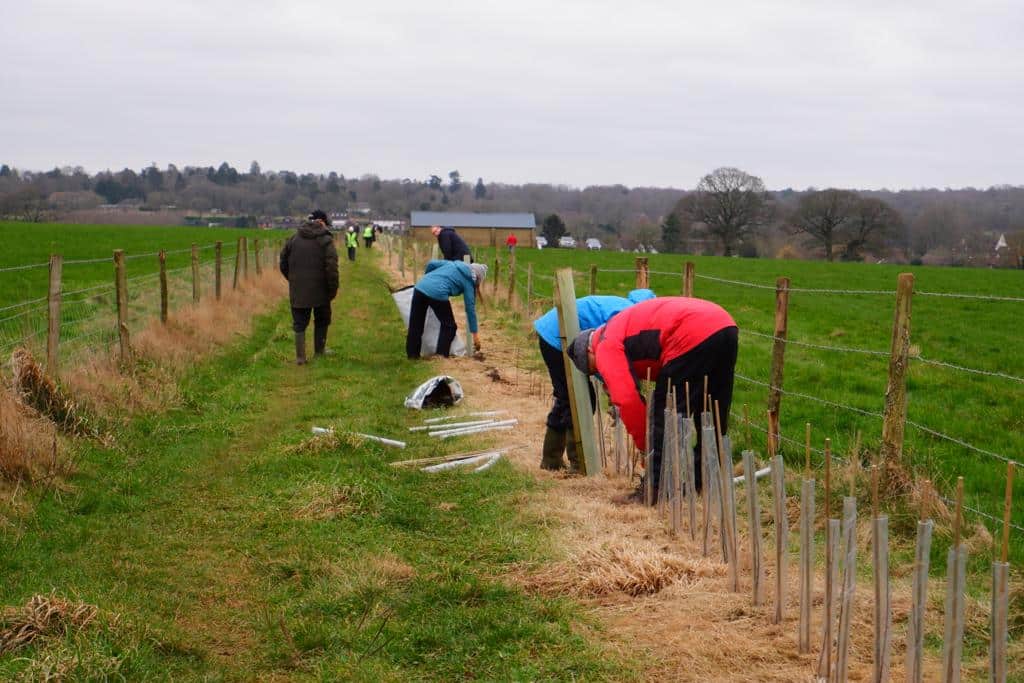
[363,224,375,248]
[506,233,518,253]
[406,260,487,359]
[431,225,472,262]
[533,289,656,472]
[567,297,738,503]
[279,210,339,364]
[345,226,358,261]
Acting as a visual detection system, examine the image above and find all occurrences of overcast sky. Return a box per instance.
[3,1,1022,190]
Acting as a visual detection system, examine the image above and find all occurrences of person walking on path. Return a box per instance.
[279,210,339,365]
[345,226,358,261]
[406,260,487,359]
[431,225,472,262]
[533,289,655,472]
[505,232,518,253]
[362,224,375,248]
[567,297,738,503]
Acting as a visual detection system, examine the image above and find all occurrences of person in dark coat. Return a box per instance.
[279,210,340,364]
[431,225,472,262]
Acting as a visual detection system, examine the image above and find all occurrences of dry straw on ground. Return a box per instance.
[0,387,63,483]
[0,594,98,655]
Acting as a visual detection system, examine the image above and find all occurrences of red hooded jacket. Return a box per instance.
[591,297,736,451]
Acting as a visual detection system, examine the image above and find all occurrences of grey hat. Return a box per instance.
[469,262,488,284]
[567,329,596,375]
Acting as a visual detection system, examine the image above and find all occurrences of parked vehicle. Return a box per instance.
[557,236,577,248]
[536,235,548,249]
[585,238,602,250]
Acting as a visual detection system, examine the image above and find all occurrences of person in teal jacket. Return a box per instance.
[406,260,488,358]
[532,288,656,470]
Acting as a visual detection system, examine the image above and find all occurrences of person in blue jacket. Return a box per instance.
[533,288,656,471]
[406,260,488,358]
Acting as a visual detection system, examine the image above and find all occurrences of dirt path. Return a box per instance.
[381,251,951,681]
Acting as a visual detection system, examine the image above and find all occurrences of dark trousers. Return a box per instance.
[364,237,373,248]
[347,246,356,261]
[406,289,457,358]
[649,326,738,492]
[539,335,596,432]
[291,304,332,333]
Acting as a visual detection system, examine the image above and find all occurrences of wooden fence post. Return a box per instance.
[881,273,914,462]
[492,255,500,296]
[159,251,168,324]
[113,249,129,363]
[399,235,406,279]
[242,236,249,279]
[233,238,241,290]
[215,241,222,300]
[507,263,516,305]
[254,238,262,276]
[767,277,790,454]
[554,268,601,476]
[463,254,474,357]
[589,264,597,295]
[635,257,648,289]
[46,254,62,372]
[683,261,695,297]
[526,263,534,313]
[191,243,200,304]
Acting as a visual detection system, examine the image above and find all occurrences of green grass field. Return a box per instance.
[469,244,1024,561]
[0,244,636,680]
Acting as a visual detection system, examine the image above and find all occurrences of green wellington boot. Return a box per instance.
[540,426,566,470]
[565,428,581,474]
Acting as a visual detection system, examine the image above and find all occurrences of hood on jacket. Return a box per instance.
[298,221,331,240]
[627,288,656,304]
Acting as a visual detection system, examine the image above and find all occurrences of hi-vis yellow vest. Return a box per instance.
[363,226,374,238]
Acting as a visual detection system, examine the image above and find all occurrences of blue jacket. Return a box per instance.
[415,260,480,333]
[533,289,656,349]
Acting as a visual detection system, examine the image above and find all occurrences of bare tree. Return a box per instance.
[682,167,768,256]
[788,189,858,261]
[844,197,902,261]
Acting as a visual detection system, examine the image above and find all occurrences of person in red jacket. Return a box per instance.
[505,232,518,252]
[566,297,738,503]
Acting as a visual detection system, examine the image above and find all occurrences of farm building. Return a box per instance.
[409,211,536,246]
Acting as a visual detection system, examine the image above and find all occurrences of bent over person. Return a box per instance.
[406,259,487,358]
[431,225,472,262]
[532,289,655,472]
[566,297,738,503]
[279,210,339,365]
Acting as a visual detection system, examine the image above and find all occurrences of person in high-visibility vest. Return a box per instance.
[345,226,358,261]
[362,224,375,248]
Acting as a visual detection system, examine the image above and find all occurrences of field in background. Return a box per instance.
[468,244,1024,561]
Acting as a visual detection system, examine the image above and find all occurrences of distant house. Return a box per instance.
[409,211,536,247]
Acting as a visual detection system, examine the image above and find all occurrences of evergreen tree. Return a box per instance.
[474,177,486,199]
[661,212,682,253]
[542,213,567,242]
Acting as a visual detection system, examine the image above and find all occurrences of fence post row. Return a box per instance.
[880,272,915,463]
[46,254,62,372]
[113,249,129,363]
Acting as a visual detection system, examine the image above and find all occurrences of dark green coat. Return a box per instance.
[279,222,339,307]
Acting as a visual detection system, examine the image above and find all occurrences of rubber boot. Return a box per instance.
[565,428,581,474]
[313,327,329,356]
[540,426,566,470]
[294,332,307,366]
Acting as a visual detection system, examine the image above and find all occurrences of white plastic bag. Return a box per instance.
[404,375,464,409]
[391,286,468,357]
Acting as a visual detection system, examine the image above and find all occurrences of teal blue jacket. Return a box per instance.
[414,260,479,332]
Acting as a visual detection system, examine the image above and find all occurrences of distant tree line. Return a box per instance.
[1,161,1022,266]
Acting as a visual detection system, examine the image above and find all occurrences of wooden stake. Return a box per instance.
[254,238,262,275]
[771,453,787,624]
[684,381,691,418]
[880,272,915,463]
[526,263,534,314]
[683,261,695,297]
[744,449,763,606]
[233,238,241,290]
[46,254,62,372]
[634,256,648,289]
[1001,462,1015,563]
[798,475,815,654]
[589,264,597,295]
[703,375,709,414]
[766,277,790,456]
[159,250,168,324]
[113,249,129,363]
[214,241,222,300]
[554,268,600,476]
[191,243,200,303]
[836,495,857,681]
